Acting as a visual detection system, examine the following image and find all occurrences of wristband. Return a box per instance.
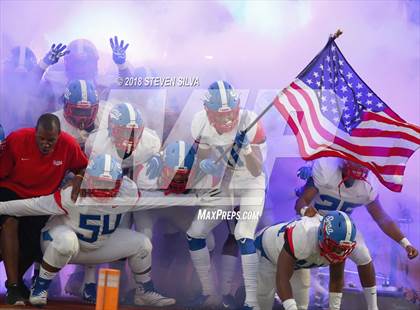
[300,206,309,216]
[282,299,298,310]
[399,237,411,249]
[75,174,84,179]
[329,292,343,310]
[38,60,50,70]
[117,62,128,70]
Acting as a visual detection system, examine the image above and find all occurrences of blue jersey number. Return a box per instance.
[77,214,122,243]
[314,194,359,213]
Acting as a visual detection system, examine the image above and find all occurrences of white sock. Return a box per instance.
[133,270,151,284]
[39,266,57,281]
[83,265,96,284]
[220,254,237,296]
[241,253,258,307]
[189,247,214,295]
[363,286,378,310]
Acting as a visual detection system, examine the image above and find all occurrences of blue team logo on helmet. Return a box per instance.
[161,140,196,194]
[63,79,99,130]
[318,211,357,264]
[108,102,144,154]
[85,153,123,199]
[204,80,240,134]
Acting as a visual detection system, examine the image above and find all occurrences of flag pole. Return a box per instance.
[192,30,343,188]
[331,29,343,40]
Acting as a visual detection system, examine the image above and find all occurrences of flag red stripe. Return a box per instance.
[274,97,405,178]
[303,151,403,192]
[372,164,405,176]
[273,96,311,157]
[383,107,406,123]
[350,128,420,145]
[362,111,420,133]
[287,84,414,158]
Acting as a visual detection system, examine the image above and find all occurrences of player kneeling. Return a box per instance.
[0,154,175,307]
[255,211,357,310]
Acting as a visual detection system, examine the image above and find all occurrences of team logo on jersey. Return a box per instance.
[53,160,63,166]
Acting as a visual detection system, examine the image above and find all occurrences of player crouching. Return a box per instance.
[0,154,175,307]
[255,211,357,310]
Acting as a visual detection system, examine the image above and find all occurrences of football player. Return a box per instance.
[83,102,161,302]
[186,81,266,309]
[0,154,175,307]
[38,37,131,101]
[256,211,357,310]
[53,79,100,149]
[295,157,418,310]
[85,102,161,180]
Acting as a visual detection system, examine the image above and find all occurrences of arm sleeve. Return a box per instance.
[0,192,66,216]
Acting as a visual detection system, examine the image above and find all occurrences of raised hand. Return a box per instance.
[43,43,70,66]
[109,36,129,65]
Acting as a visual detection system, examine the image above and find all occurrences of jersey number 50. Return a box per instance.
[77,214,122,243]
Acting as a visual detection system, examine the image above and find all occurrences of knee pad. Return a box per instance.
[350,244,372,266]
[186,234,206,251]
[237,238,256,255]
[53,232,79,256]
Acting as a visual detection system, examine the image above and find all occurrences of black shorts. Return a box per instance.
[0,187,49,262]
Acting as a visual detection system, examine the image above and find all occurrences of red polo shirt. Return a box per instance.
[0,128,88,198]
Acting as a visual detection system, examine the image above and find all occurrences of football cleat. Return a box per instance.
[134,282,176,307]
[82,282,97,303]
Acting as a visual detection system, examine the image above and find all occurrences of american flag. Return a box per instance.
[274,37,420,192]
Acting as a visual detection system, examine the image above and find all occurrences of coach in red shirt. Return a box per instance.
[0,113,88,305]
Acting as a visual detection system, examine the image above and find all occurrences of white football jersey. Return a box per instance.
[260,216,329,270]
[191,109,266,188]
[0,177,139,251]
[85,127,161,171]
[311,158,378,214]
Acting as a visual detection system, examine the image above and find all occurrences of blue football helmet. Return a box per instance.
[108,102,144,154]
[161,140,196,194]
[203,80,240,134]
[5,46,37,74]
[318,211,357,264]
[85,153,123,198]
[64,39,99,80]
[63,80,99,130]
